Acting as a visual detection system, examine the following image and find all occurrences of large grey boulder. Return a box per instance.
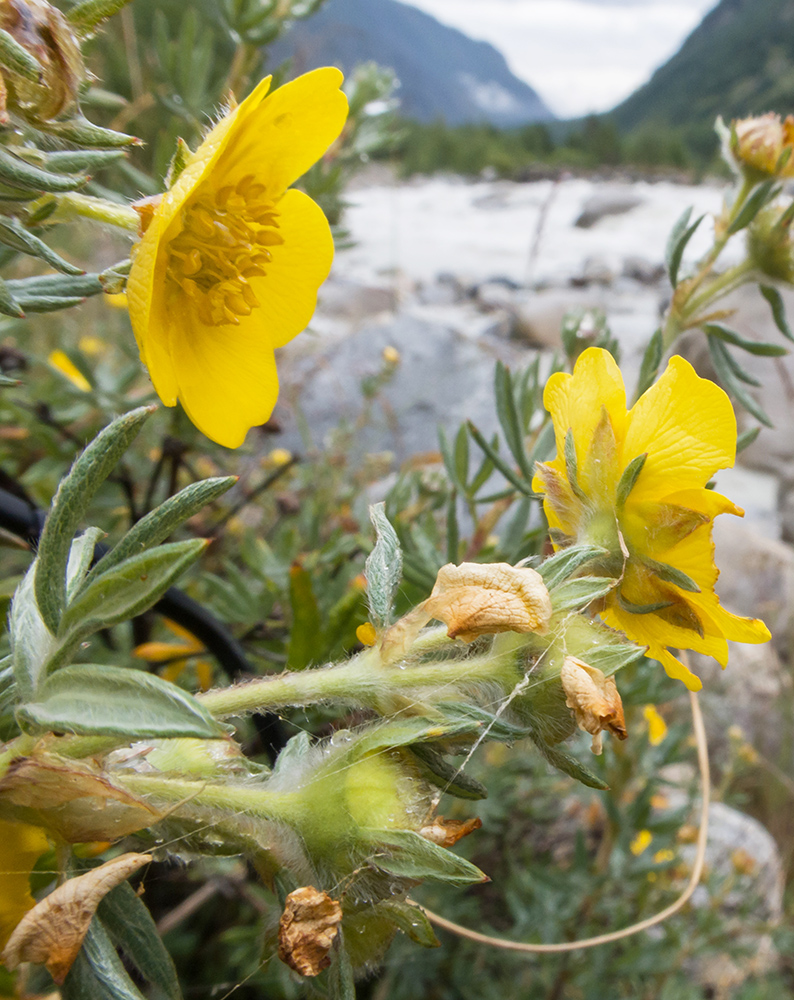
[574,186,644,228]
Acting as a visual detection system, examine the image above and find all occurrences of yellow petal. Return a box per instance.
[624,356,736,504]
[649,644,703,691]
[630,829,653,855]
[48,351,91,392]
[643,704,668,745]
[133,642,198,662]
[216,67,348,197]
[249,188,335,349]
[168,309,280,448]
[542,347,628,478]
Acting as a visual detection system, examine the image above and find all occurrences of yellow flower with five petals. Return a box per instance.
[127,68,348,448]
[532,347,770,691]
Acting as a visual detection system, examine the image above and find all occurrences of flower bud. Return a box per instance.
[732,114,794,179]
[747,203,794,283]
[0,0,84,122]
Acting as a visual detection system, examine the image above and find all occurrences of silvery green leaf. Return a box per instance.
[760,284,794,342]
[17,663,226,739]
[550,576,615,612]
[586,643,647,675]
[62,920,147,1000]
[65,527,105,601]
[55,540,207,658]
[86,477,235,586]
[380,901,439,948]
[9,561,56,699]
[67,0,135,32]
[35,406,154,634]
[366,829,486,885]
[0,27,43,80]
[531,736,609,790]
[364,502,402,628]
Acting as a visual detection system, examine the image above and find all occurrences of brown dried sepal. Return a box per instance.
[560,656,627,755]
[277,886,343,978]
[424,561,553,642]
[0,753,161,842]
[419,815,482,847]
[1,852,152,983]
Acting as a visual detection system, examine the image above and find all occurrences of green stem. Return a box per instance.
[0,733,36,778]
[120,773,300,823]
[198,648,517,719]
[680,259,756,325]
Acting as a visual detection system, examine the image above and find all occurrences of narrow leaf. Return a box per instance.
[737,426,761,452]
[35,406,154,633]
[65,527,104,601]
[365,503,402,628]
[636,328,663,398]
[531,736,609,790]
[97,883,182,999]
[63,921,147,1000]
[467,421,531,494]
[727,180,779,234]
[703,322,787,357]
[87,477,235,584]
[409,744,488,800]
[760,284,794,342]
[68,0,135,32]
[708,337,774,427]
[0,275,23,318]
[17,663,226,739]
[495,362,533,480]
[41,117,140,149]
[368,829,487,885]
[286,562,323,670]
[0,148,87,194]
[0,216,83,275]
[381,901,440,948]
[665,207,704,288]
[0,27,42,80]
[641,556,699,592]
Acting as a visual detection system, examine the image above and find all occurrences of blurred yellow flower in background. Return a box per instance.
[127,68,348,448]
[0,820,48,951]
[533,347,770,691]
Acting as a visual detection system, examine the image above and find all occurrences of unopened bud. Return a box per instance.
[732,113,794,178]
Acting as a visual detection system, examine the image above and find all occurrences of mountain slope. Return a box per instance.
[613,0,794,130]
[270,0,554,126]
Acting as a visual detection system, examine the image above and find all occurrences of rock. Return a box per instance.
[510,287,608,350]
[277,311,530,460]
[622,255,665,284]
[569,255,615,287]
[475,280,521,312]
[316,278,394,324]
[416,272,468,307]
[574,186,644,228]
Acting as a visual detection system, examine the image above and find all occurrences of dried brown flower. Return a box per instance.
[560,656,627,755]
[277,886,343,977]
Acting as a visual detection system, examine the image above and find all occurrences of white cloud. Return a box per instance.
[405,0,719,117]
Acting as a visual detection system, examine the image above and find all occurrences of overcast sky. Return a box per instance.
[407,0,719,117]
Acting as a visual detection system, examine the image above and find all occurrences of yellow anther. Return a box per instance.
[182,249,203,276]
[236,174,255,195]
[256,230,285,247]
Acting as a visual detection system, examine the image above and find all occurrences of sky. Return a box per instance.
[406,0,719,118]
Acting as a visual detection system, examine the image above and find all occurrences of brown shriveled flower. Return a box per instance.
[419,815,483,848]
[277,886,343,977]
[560,656,627,755]
[732,113,794,178]
[424,561,553,643]
[1,853,151,983]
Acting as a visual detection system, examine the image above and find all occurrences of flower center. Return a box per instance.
[166,173,283,327]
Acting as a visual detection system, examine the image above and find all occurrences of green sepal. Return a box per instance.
[16,662,227,739]
[366,829,487,885]
[586,642,647,674]
[0,148,87,194]
[0,27,43,81]
[0,216,83,275]
[34,406,154,634]
[703,321,787,357]
[165,137,192,188]
[617,591,674,615]
[564,428,586,500]
[408,743,488,800]
[550,576,615,612]
[97,881,183,1000]
[615,453,647,507]
[438,701,529,742]
[365,502,402,628]
[640,556,699,593]
[380,901,440,948]
[539,544,608,589]
[760,284,794,342]
[87,477,235,583]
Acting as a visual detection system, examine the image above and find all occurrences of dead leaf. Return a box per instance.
[1,852,151,983]
[560,656,627,755]
[419,815,482,847]
[0,755,161,842]
[277,886,342,977]
[424,562,553,642]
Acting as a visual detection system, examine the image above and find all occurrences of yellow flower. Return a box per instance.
[533,347,770,691]
[0,819,49,951]
[48,350,91,392]
[643,704,667,746]
[732,113,794,178]
[630,829,653,856]
[126,68,348,448]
